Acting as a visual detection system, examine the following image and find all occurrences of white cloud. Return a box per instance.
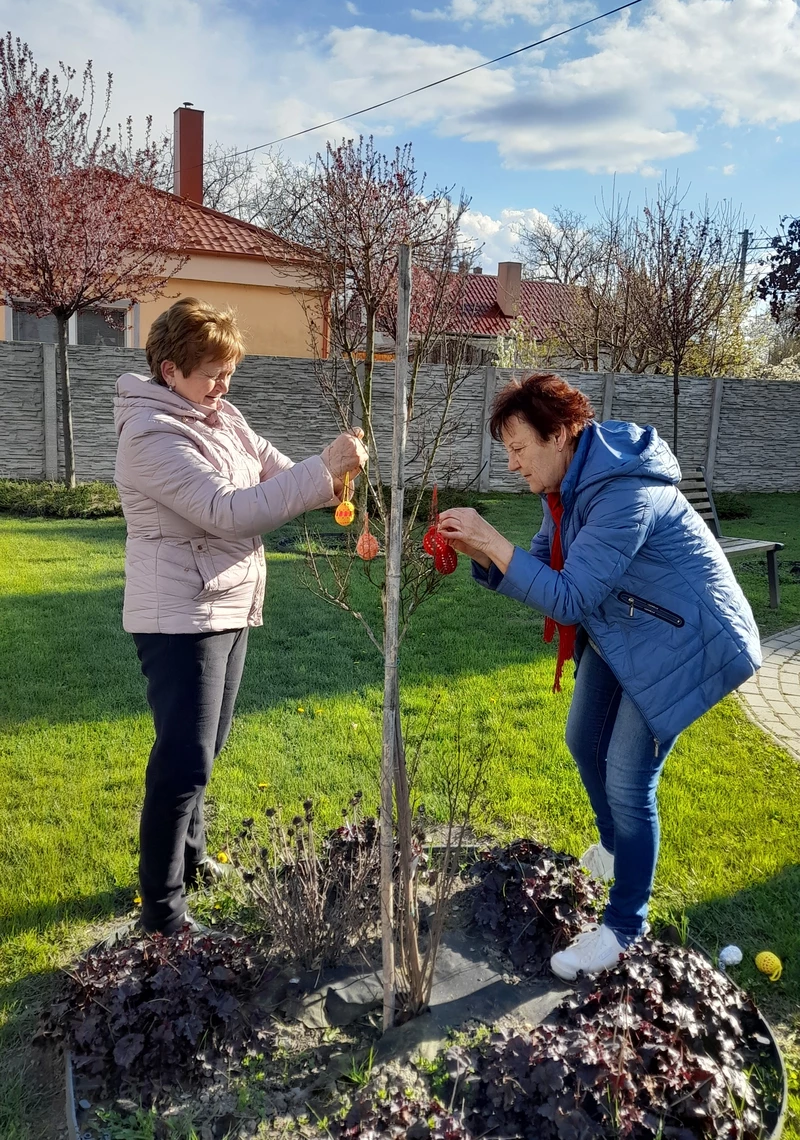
[411,0,589,25]
[2,0,799,177]
[345,1,360,13]
[460,206,551,268]
[722,163,736,175]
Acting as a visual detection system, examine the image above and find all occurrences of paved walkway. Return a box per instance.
[738,625,800,763]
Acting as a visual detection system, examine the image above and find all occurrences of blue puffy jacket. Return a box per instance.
[473,420,762,744]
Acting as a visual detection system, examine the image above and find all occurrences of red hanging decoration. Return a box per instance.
[433,532,458,575]
[356,513,380,560]
[422,483,457,574]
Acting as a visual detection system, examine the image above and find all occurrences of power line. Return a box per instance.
[177,0,645,175]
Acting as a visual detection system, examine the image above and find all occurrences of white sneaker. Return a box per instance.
[580,843,615,883]
[550,924,626,982]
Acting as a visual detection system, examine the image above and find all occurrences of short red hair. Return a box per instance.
[490,373,595,442]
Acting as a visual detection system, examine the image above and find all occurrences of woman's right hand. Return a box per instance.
[321,431,368,480]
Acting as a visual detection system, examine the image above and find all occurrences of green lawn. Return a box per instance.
[1,492,799,1137]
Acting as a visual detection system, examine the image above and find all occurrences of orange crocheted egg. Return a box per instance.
[335,500,356,526]
[356,532,380,560]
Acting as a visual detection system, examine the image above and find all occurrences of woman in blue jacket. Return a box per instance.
[438,374,761,982]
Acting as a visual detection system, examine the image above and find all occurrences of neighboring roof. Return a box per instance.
[459,273,572,339]
[178,197,315,266]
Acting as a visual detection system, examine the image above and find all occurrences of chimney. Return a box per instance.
[472,266,483,274]
[497,261,522,317]
[173,103,204,204]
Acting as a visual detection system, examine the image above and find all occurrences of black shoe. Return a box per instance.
[185,856,234,889]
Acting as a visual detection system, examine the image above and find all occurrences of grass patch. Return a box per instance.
[1,492,799,1137]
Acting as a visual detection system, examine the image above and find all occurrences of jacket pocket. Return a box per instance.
[190,537,251,596]
[617,591,685,628]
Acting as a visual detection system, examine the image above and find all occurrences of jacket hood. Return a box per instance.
[563,419,681,503]
[114,372,231,437]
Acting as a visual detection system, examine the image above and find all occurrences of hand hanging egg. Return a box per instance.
[356,513,380,560]
[334,472,356,526]
[422,482,457,574]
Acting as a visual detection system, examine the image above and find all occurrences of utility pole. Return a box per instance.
[738,228,750,289]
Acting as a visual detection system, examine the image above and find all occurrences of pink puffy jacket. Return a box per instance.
[114,373,335,634]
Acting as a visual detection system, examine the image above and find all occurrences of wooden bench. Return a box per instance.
[679,467,784,609]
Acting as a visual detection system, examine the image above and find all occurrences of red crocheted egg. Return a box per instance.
[433,533,458,575]
[423,524,437,556]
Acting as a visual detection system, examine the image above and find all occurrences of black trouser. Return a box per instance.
[132,629,249,933]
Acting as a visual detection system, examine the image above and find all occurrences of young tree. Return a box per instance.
[515,199,657,374]
[297,142,483,1024]
[294,136,474,509]
[201,142,315,239]
[0,35,185,487]
[634,181,743,453]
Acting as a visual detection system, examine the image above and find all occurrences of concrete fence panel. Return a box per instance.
[0,343,798,494]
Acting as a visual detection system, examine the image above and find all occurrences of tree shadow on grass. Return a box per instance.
[0,962,66,1140]
[0,554,547,727]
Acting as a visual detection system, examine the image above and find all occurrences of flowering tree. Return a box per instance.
[295,137,475,509]
[0,35,185,486]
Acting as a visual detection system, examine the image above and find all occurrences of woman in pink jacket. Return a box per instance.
[114,298,367,934]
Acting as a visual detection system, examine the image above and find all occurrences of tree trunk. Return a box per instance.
[357,309,377,516]
[380,244,412,1030]
[56,316,76,488]
[672,363,680,457]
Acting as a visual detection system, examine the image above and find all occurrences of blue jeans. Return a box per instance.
[565,643,677,944]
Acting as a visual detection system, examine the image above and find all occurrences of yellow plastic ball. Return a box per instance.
[755,951,782,982]
[335,499,356,526]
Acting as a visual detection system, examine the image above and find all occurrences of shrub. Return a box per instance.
[230,794,382,969]
[36,929,273,1103]
[0,479,121,518]
[714,492,752,520]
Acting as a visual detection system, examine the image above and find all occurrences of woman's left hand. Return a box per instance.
[438,508,515,574]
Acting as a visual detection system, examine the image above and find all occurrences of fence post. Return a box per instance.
[42,342,59,481]
[478,365,497,492]
[601,372,616,422]
[705,377,724,488]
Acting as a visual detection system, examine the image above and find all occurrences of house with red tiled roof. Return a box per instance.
[438,262,573,365]
[377,261,574,367]
[1,106,327,359]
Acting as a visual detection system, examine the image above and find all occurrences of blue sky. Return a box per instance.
[4,0,799,266]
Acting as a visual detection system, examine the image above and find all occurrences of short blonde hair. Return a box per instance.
[146,297,245,382]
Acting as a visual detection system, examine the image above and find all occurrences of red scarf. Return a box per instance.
[543,492,576,693]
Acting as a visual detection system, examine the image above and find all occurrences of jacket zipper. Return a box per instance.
[618,591,685,628]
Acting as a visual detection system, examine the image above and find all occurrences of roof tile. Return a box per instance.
[460,273,571,338]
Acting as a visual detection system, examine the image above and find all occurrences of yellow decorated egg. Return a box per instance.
[755,951,782,982]
[335,499,356,526]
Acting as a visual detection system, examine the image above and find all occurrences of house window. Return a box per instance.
[12,309,59,343]
[77,307,126,347]
[9,302,129,346]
